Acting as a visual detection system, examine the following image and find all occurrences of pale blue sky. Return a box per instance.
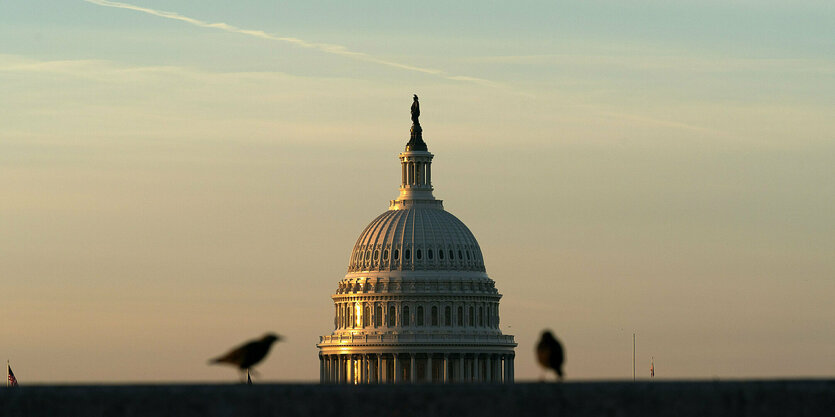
[1,1,833,383]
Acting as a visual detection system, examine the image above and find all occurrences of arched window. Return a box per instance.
[444,306,451,326]
[416,249,422,260]
[366,250,371,260]
[479,306,484,327]
[417,306,424,326]
[403,306,410,326]
[383,249,389,260]
[449,250,454,260]
[394,249,399,260]
[388,305,396,327]
[458,250,463,259]
[364,305,370,327]
[428,249,433,259]
[439,250,444,260]
[405,249,411,260]
[374,250,379,260]
[431,306,438,326]
[342,305,347,328]
[468,306,474,326]
[375,305,382,327]
[457,306,463,326]
[467,251,471,260]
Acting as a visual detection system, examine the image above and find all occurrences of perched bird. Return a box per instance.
[210,333,282,383]
[536,330,565,381]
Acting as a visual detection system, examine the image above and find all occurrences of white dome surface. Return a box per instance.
[348,207,485,273]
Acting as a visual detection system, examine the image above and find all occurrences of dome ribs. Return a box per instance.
[350,216,378,271]
[406,208,416,270]
[375,211,397,270]
[393,210,408,270]
[425,206,442,270]
[368,213,390,270]
[348,208,487,274]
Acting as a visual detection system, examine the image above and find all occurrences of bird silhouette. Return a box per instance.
[536,330,564,381]
[210,333,282,383]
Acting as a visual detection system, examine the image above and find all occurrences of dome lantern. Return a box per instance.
[391,95,442,210]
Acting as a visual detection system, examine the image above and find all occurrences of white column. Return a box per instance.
[323,356,329,383]
[402,162,406,186]
[348,355,354,384]
[506,355,511,383]
[509,355,515,383]
[319,355,324,383]
[476,354,482,382]
[443,354,449,383]
[337,355,343,383]
[376,354,383,383]
[386,355,391,384]
[367,355,373,384]
[331,355,337,383]
[505,355,510,383]
[427,162,431,186]
[494,356,500,383]
[458,355,464,383]
[410,353,417,383]
[485,354,491,382]
[394,354,402,383]
[426,355,433,382]
[342,355,348,384]
[359,356,364,383]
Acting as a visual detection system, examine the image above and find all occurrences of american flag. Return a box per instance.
[650,358,654,378]
[7,364,18,387]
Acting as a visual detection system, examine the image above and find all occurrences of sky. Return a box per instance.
[1,0,833,383]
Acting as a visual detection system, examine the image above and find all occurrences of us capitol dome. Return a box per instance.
[317,96,516,383]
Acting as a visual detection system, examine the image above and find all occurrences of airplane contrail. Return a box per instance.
[83,0,498,86]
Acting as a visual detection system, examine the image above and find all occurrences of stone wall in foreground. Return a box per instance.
[2,380,833,417]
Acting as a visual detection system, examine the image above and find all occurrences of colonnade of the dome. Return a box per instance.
[319,352,514,384]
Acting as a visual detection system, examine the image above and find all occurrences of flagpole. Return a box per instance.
[632,333,635,382]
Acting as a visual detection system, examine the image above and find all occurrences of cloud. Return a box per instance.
[83,0,497,84]
[462,53,835,75]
